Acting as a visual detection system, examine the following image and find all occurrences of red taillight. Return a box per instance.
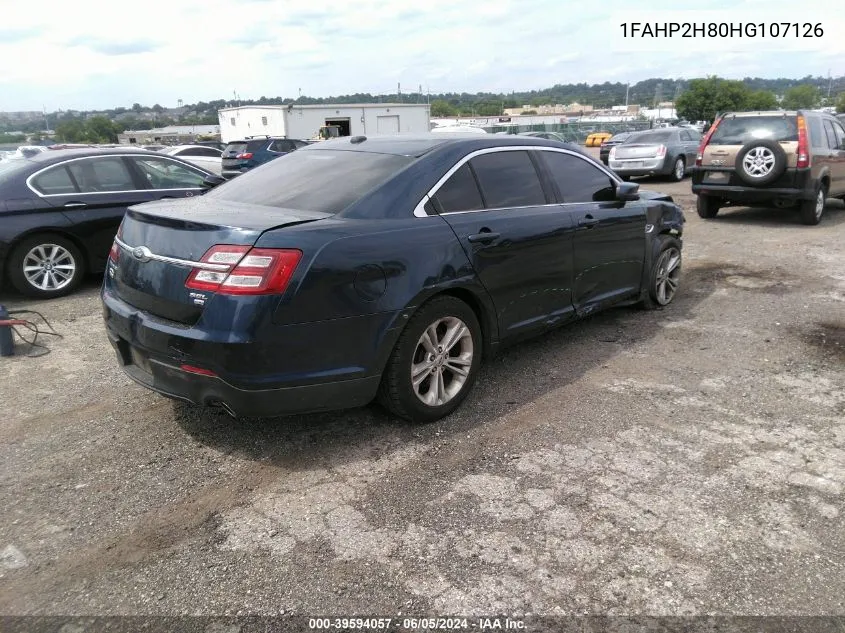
[656,144,667,158]
[180,364,217,377]
[796,115,809,169]
[695,117,722,167]
[109,227,122,263]
[235,152,253,160]
[609,146,617,160]
[185,245,302,295]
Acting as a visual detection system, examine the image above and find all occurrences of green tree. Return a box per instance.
[152,103,165,114]
[132,103,143,113]
[55,119,86,142]
[84,116,121,143]
[0,133,26,143]
[430,99,458,117]
[675,77,751,122]
[836,92,845,114]
[745,90,779,111]
[781,84,820,109]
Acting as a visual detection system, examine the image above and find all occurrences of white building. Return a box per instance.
[217,104,431,143]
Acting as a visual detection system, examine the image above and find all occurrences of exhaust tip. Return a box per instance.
[208,400,237,417]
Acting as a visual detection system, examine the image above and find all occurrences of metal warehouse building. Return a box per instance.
[217,103,431,143]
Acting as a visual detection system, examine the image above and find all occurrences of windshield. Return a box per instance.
[710,116,798,145]
[207,149,413,214]
[627,131,673,144]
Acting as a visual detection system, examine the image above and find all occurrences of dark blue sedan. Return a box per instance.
[102,134,685,423]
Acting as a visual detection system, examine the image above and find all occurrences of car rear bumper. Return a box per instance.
[608,157,670,176]
[101,289,392,417]
[690,166,814,201]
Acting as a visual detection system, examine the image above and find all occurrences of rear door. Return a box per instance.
[538,150,646,315]
[31,156,152,272]
[823,119,845,196]
[432,149,577,337]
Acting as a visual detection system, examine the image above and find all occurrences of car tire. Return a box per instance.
[641,235,682,310]
[696,195,721,219]
[378,295,482,423]
[670,157,685,181]
[8,234,85,299]
[735,139,787,186]
[799,183,827,226]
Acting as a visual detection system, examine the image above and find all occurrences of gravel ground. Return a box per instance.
[1,158,844,620]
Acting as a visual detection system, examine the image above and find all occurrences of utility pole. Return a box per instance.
[828,69,832,98]
[625,83,629,107]
[418,84,422,104]
[397,82,401,103]
[43,105,49,134]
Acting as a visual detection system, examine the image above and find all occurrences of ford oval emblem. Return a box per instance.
[132,246,152,263]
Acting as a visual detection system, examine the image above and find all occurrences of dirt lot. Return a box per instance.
[1,155,844,620]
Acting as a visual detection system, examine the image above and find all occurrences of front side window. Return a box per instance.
[131,157,206,189]
[823,121,841,150]
[469,151,546,208]
[31,166,77,195]
[434,163,484,213]
[67,157,135,193]
[541,151,616,203]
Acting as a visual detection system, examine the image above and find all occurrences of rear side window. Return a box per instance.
[207,149,413,214]
[434,163,484,213]
[541,152,616,203]
[67,157,135,193]
[469,151,546,208]
[710,116,798,145]
[31,166,77,194]
[832,121,845,149]
[823,121,841,150]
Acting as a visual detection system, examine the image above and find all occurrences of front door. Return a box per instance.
[538,150,647,315]
[433,150,577,338]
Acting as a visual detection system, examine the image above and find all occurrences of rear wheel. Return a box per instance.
[670,157,685,181]
[378,296,482,423]
[8,234,84,299]
[696,194,721,219]
[799,184,826,225]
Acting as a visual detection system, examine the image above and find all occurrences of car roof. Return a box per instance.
[301,133,580,158]
[27,147,162,163]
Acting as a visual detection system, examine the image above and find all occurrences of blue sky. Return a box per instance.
[0,0,841,111]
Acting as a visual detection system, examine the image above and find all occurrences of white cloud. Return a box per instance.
[0,0,842,111]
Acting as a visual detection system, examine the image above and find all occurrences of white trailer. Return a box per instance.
[218,104,431,143]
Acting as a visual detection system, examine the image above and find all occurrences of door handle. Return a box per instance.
[578,216,600,228]
[467,231,501,244]
[64,202,87,209]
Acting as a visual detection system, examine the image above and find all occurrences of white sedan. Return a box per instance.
[160,145,222,175]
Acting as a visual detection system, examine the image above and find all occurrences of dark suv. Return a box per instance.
[221,137,309,178]
[691,110,845,225]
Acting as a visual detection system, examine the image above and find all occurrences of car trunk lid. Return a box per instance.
[614,143,665,159]
[111,197,330,324]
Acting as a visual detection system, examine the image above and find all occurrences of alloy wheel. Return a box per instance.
[22,244,77,292]
[742,147,775,178]
[411,316,474,407]
[654,247,681,305]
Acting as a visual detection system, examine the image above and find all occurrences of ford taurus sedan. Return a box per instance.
[102,135,685,423]
[0,148,217,298]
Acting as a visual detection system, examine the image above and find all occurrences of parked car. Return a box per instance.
[142,145,168,152]
[162,145,223,175]
[692,110,845,225]
[0,148,217,298]
[599,132,633,164]
[221,136,310,178]
[102,135,685,423]
[585,132,612,147]
[518,131,571,143]
[608,127,701,181]
[191,140,226,151]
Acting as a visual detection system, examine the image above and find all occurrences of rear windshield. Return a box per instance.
[627,131,673,144]
[207,149,414,214]
[710,116,798,145]
[224,142,248,154]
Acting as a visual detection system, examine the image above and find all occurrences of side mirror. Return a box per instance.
[201,174,226,189]
[616,181,640,201]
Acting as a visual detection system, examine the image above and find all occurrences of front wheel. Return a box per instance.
[378,296,482,423]
[641,236,682,310]
[8,234,85,299]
